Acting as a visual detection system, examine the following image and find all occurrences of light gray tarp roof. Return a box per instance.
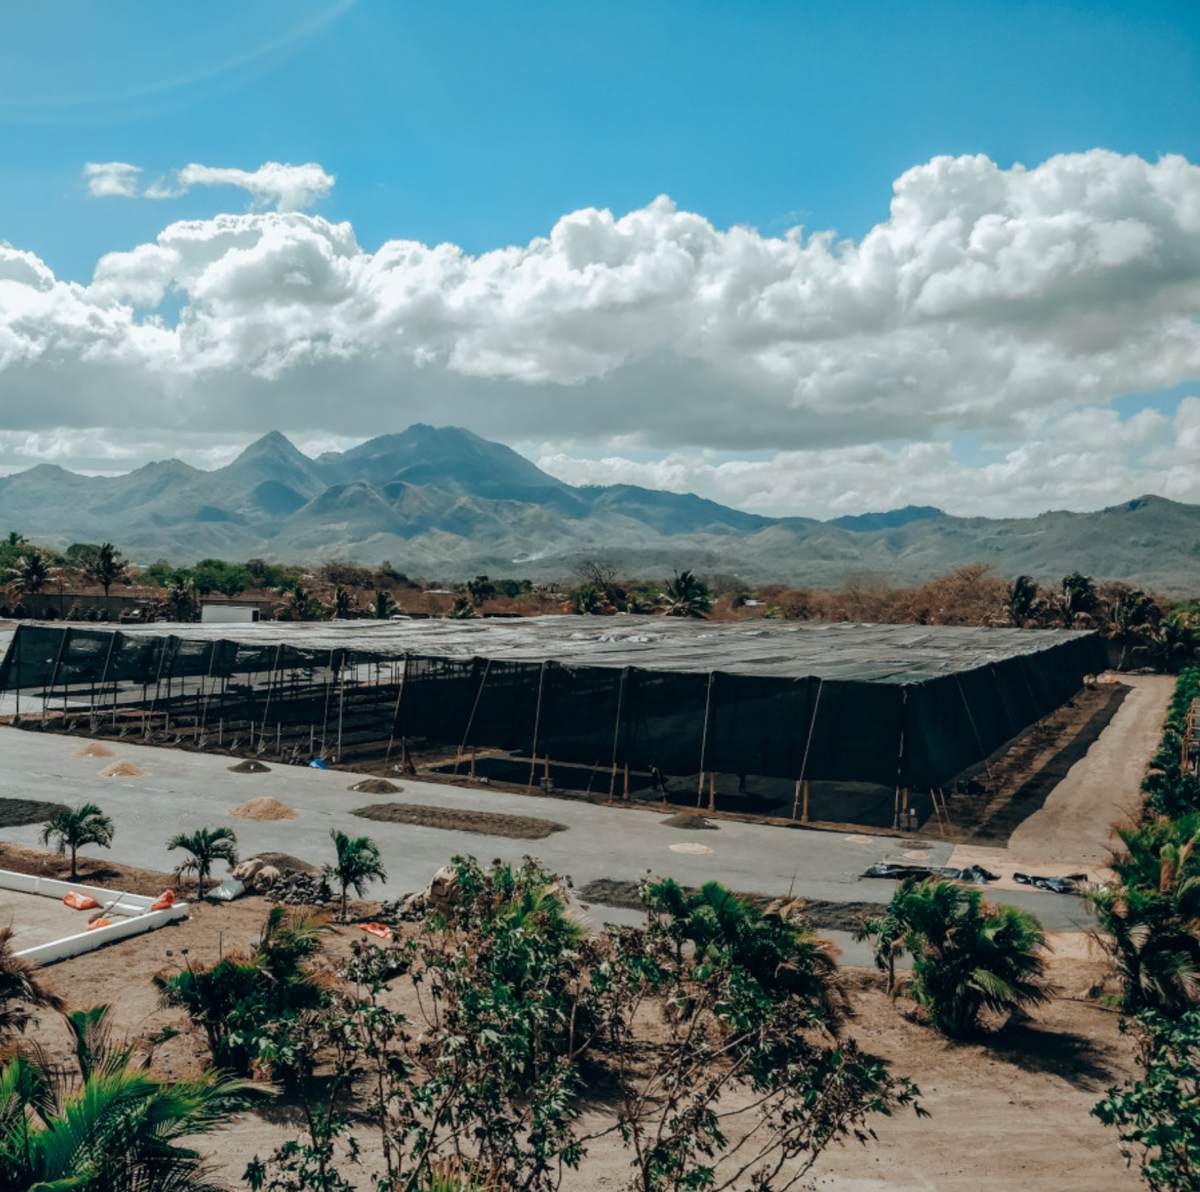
[80,615,1099,684]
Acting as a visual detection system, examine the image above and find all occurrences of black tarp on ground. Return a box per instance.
[0,619,1109,790]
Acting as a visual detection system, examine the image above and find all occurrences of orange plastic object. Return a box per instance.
[357,922,393,941]
[87,918,113,931]
[149,890,175,911]
[63,892,100,910]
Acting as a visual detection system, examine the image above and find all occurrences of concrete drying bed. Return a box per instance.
[0,870,188,964]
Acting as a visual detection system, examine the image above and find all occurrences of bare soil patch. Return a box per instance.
[229,797,299,821]
[943,682,1129,845]
[578,878,886,933]
[0,840,179,898]
[0,797,68,829]
[351,802,567,839]
[660,812,717,830]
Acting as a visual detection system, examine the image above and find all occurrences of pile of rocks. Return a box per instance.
[373,865,461,926]
[263,868,334,907]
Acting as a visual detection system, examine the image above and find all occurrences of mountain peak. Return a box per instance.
[315,423,571,500]
[226,430,307,468]
[827,505,946,533]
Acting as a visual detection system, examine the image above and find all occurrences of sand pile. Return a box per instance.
[99,760,148,778]
[228,759,271,774]
[74,742,115,758]
[229,796,299,821]
[661,813,717,830]
[349,778,402,795]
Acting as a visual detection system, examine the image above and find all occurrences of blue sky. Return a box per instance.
[1,0,1199,517]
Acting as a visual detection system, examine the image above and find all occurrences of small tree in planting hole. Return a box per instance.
[39,802,115,880]
[324,830,387,922]
[167,826,239,898]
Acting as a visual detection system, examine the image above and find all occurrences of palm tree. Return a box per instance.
[1108,588,1158,668]
[855,900,910,994]
[39,803,115,880]
[278,583,326,621]
[1004,575,1039,627]
[570,583,605,615]
[0,1004,270,1192]
[662,570,712,618]
[1089,815,1200,1013]
[0,926,64,1043]
[643,878,844,1027]
[165,576,198,622]
[86,541,125,597]
[12,551,49,597]
[332,584,355,619]
[323,830,387,922]
[1057,572,1098,627]
[875,878,1054,1037]
[154,907,331,1075]
[167,827,239,898]
[1151,613,1200,673]
[371,588,397,619]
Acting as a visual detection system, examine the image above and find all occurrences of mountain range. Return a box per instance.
[2,424,1200,592]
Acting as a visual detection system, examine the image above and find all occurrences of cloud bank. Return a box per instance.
[4,149,1200,515]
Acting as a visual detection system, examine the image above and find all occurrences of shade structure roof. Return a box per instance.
[1,615,1101,681]
[0,618,1108,792]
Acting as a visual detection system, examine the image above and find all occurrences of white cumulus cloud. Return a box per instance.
[83,161,142,198]
[10,150,1200,515]
[85,160,334,212]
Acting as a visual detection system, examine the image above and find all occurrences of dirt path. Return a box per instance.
[948,673,1173,881]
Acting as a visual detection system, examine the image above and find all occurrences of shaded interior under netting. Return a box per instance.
[0,618,1107,824]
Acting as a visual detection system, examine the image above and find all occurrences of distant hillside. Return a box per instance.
[2,425,1200,592]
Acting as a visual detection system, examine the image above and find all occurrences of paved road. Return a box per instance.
[0,717,1107,958]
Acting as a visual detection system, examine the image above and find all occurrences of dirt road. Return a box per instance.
[949,674,1173,881]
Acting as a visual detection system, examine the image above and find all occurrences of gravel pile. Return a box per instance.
[349,778,403,794]
[229,759,271,774]
[264,869,334,907]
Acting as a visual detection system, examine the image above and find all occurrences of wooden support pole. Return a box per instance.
[892,786,901,831]
[623,762,629,801]
[470,746,476,780]
[802,779,810,823]
[708,771,715,813]
[930,788,946,839]
[544,755,551,789]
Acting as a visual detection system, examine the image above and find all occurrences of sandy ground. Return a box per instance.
[182,951,1141,1192]
[0,666,1175,1190]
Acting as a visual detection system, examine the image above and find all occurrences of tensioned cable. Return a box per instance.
[792,677,824,818]
[456,656,492,771]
